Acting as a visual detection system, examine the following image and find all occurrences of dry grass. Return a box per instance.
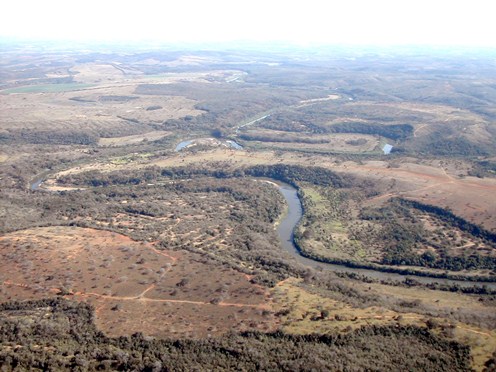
[242,129,378,153]
[41,149,496,231]
[272,278,496,371]
[272,278,419,334]
[0,61,222,140]
[98,131,170,146]
[343,160,496,230]
[378,102,488,126]
[0,227,277,339]
[369,282,496,372]
[0,84,202,134]
[71,63,131,83]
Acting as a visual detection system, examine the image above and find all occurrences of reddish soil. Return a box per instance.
[0,227,277,338]
[339,161,496,230]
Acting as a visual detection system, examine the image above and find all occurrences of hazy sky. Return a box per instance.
[1,0,495,47]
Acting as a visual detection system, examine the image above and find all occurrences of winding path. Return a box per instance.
[75,290,269,309]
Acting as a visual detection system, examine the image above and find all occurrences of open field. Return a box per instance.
[341,160,496,230]
[273,277,496,371]
[0,226,276,338]
[1,83,95,94]
[98,130,171,146]
[0,83,203,142]
[239,129,379,153]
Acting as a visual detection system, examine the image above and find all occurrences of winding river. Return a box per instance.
[30,175,496,289]
[276,182,496,289]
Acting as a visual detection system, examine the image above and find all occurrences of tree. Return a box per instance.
[211,128,224,139]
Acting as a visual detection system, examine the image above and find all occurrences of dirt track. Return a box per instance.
[0,227,276,338]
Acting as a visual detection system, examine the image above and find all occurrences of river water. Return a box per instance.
[276,182,496,289]
[175,139,243,152]
[29,173,495,289]
[174,140,194,151]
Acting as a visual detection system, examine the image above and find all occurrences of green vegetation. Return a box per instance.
[327,122,414,140]
[57,163,349,190]
[378,199,496,271]
[295,185,496,278]
[0,299,472,371]
[52,163,496,282]
[469,160,496,178]
[2,45,496,370]
[417,137,490,156]
[0,130,99,145]
[244,164,349,188]
[5,171,299,286]
[239,132,329,144]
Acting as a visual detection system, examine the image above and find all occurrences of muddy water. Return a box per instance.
[175,140,194,151]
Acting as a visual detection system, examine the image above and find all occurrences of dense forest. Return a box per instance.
[57,164,349,190]
[0,299,472,371]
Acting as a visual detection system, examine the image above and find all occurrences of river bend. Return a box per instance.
[276,182,496,289]
[30,175,496,289]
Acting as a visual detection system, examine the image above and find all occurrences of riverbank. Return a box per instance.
[274,182,496,289]
[30,170,496,288]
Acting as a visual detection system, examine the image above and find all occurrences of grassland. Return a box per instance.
[0,82,203,143]
[272,278,496,371]
[1,44,496,370]
[98,131,170,146]
[0,226,276,338]
[1,83,95,94]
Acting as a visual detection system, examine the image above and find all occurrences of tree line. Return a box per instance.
[58,163,350,190]
[0,298,472,371]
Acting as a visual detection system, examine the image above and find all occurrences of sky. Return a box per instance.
[1,0,495,47]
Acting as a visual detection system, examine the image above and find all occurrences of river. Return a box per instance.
[175,139,243,152]
[276,182,496,289]
[29,174,496,289]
